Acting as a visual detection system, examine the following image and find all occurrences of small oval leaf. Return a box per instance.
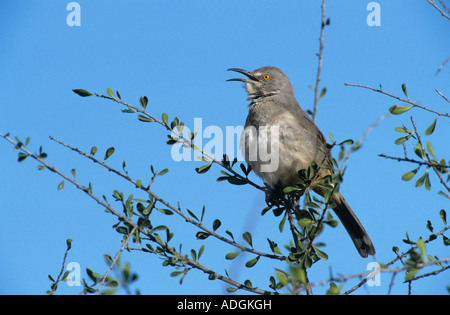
[389,105,412,115]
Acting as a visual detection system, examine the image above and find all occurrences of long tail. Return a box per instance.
[330,192,375,258]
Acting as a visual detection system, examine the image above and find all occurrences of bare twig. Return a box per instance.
[436,88,450,103]
[425,0,450,20]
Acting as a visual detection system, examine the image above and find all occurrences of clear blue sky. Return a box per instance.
[1,1,449,295]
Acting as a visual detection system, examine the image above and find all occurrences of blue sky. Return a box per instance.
[1,1,449,295]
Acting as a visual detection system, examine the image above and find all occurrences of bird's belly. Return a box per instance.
[240,125,317,188]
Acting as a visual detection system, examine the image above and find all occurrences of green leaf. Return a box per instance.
[243,232,253,247]
[415,171,428,188]
[90,146,97,156]
[279,213,287,233]
[212,219,221,232]
[426,141,437,160]
[196,231,210,240]
[245,256,260,268]
[319,87,327,98]
[225,251,241,260]
[440,209,447,225]
[104,147,115,161]
[394,136,409,145]
[57,180,65,191]
[424,118,437,136]
[298,217,313,228]
[156,168,169,177]
[195,163,212,174]
[426,220,433,233]
[389,105,413,115]
[225,230,235,241]
[72,89,92,97]
[137,115,154,123]
[162,113,169,126]
[86,268,102,284]
[402,168,418,181]
[443,235,450,246]
[106,87,115,99]
[187,209,199,221]
[326,282,341,295]
[66,239,72,251]
[156,208,173,215]
[414,143,425,159]
[18,152,27,162]
[338,139,354,146]
[282,186,301,194]
[417,237,426,256]
[201,205,206,222]
[394,126,411,134]
[424,172,431,191]
[314,246,328,260]
[139,96,148,110]
[401,83,408,98]
[101,288,119,295]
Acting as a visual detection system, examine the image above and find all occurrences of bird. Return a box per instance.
[227,66,375,258]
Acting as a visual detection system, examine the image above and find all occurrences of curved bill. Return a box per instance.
[226,68,259,82]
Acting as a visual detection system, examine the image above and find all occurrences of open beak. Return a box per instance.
[226,68,259,83]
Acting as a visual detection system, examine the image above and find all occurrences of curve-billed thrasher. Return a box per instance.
[227,66,375,258]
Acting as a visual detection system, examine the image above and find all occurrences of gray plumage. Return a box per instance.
[228,66,375,258]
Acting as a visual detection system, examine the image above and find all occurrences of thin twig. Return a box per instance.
[97,226,137,294]
[378,154,450,169]
[425,0,450,20]
[49,240,71,295]
[435,88,450,103]
[312,0,326,123]
[344,83,450,117]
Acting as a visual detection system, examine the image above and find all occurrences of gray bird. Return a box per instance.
[227,66,375,258]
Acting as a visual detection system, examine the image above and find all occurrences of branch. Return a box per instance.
[92,93,263,191]
[0,132,276,295]
[312,0,327,123]
[344,224,450,294]
[48,239,72,295]
[425,0,450,20]
[378,154,450,169]
[436,88,450,103]
[48,136,285,262]
[96,226,137,294]
[344,83,450,117]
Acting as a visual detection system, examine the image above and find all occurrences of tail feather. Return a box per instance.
[331,193,375,258]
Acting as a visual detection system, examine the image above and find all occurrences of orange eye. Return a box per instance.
[263,74,270,80]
